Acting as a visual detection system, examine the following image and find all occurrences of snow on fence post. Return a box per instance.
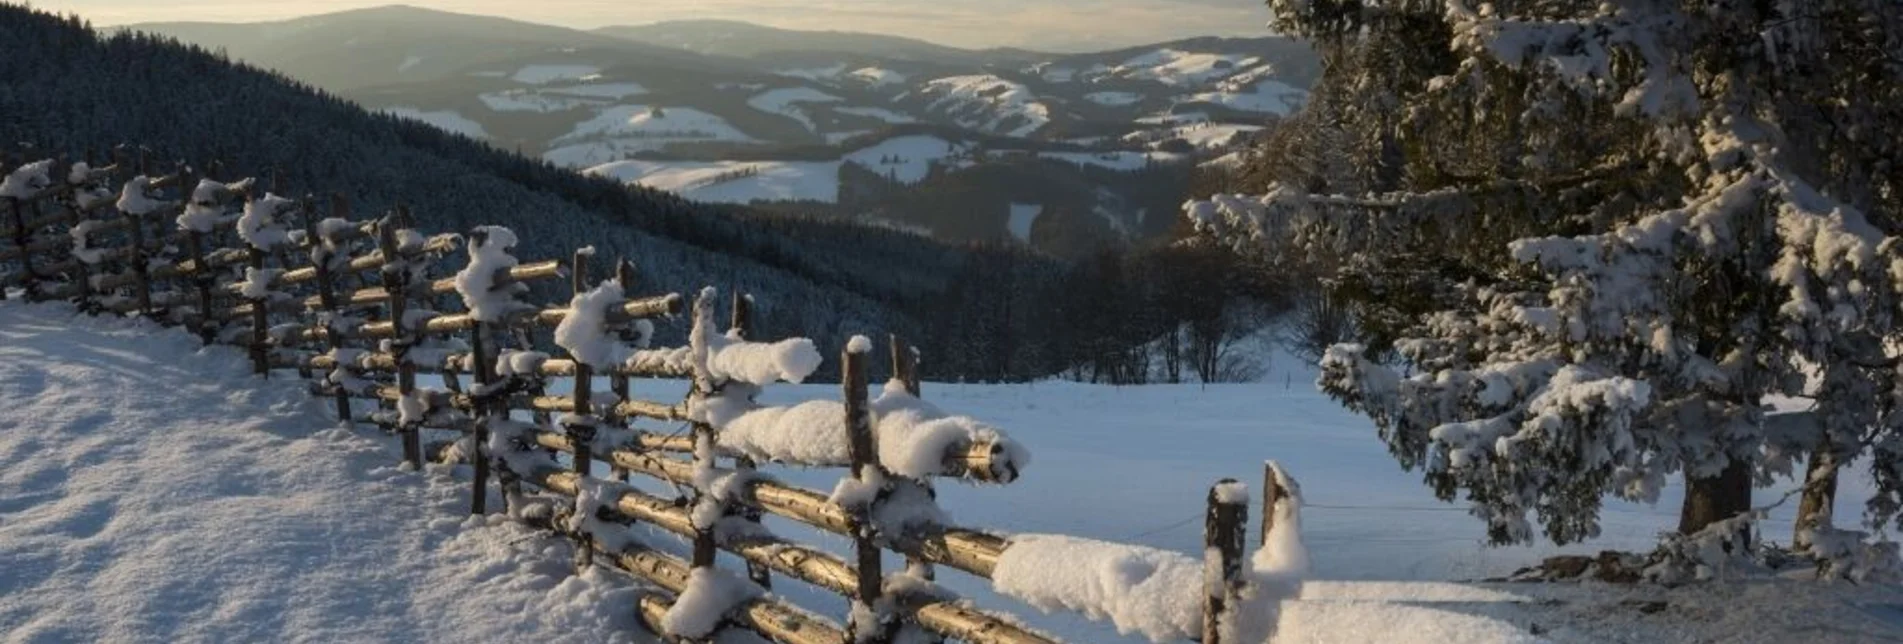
[308,193,352,424]
[890,334,920,397]
[456,226,528,515]
[1261,463,1284,549]
[687,289,721,571]
[564,248,597,571]
[377,214,422,468]
[728,290,774,590]
[237,184,295,377]
[122,181,154,315]
[842,337,896,643]
[888,334,938,585]
[1203,478,1247,644]
[180,168,222,344]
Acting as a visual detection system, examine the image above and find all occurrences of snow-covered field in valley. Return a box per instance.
[2,301,1900,643]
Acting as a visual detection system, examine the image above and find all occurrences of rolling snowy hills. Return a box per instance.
[126,6,1310,248]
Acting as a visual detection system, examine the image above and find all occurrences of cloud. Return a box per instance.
[34,0,1273,50]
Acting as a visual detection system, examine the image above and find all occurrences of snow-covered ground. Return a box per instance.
[544,106,760,167]
[833,106,917,124]
[583,135,967,204]
[512,64,601,85]
[585,159,841,204]
[0,303,641,642]
[1111,49,1263,86]
[379,107,489,139]
[3,300,1900,643]
[1008,203,1043,242]
[1041,150,1185,171]
[745,87,842,133]
[910,75,1051,137]
[1086,91,1146,107]
[1181,78,1308,116]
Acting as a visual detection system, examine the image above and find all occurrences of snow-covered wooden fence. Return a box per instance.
[0,149,1303,644]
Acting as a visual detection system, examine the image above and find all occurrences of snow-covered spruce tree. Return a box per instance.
[1188,0,1903,546]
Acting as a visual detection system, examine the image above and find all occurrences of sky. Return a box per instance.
[29,0,1275,51]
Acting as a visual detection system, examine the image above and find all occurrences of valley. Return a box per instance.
[133,6,1318,252]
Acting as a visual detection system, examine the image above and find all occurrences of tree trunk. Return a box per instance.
[1678,459,1753,537]
[1793,444,1840,551]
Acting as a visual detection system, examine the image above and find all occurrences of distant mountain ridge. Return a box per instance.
[592,19,1037,65]
[123,5,1317,253]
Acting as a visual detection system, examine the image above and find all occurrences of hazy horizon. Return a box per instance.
[28,1,1274,52]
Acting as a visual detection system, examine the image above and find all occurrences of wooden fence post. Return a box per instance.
[1262,461,1285,548]
[378,214,422,468]
[730,291,772,590]
[689,291,719,572]
[247,207,271,376]
[890,334,921,397]
[606,257,635,483]
[310,193,351,423]
[8,197,38,300]
[568,249,596,570]
[1203,478,1246,644]
[125,187,154,316]
[843,342,892,643]
[889,334,936,585]
[470,320,495,515]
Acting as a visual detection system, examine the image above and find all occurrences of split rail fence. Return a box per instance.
[0,148,1296,644]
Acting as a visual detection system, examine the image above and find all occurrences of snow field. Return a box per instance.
[0,302,647,643]
[380,107,491,139]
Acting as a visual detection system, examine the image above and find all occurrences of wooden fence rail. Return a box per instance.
[0,150,1293,644]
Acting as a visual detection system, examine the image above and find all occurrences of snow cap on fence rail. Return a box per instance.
[992,534,1204,642]
[237,267,284,300]
[179,178,248,232]
[70,221,106,264]
[67,162,114,209]
[238,193,295,249]
[116,176,168,215]
[624,334,821,387]
[65,161,94,185]
[993,469,1306,644]
[454,225,524,323]
[0,159,53,198]
[555,279,630,369]
[716,379,1030,482]
[662,567,763,639]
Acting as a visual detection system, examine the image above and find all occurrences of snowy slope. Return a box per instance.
[584,134,965,204]
[544,105,760,167]
[746,87,843,133]
[585,159,842,204]
[512,64,602,84]
[379,107,490,139]
[1111,49,1262,86]
[908,75,1051,137]
[1008,203,1042,242]
[0,302,646,643]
